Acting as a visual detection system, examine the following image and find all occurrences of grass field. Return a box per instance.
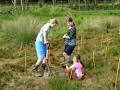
[0,5,120,90]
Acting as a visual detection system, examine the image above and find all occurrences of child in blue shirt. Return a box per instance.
[32,19,58,75]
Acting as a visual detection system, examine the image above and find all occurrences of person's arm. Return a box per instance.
[80,63,84,74]
[66,64,75,71]
[43,30,48,44]
[63,34,70,39]
[43,24,50,44]
[63,34,67,38]
[63,29,76,39]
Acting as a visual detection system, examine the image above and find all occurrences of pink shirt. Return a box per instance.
[71,62,84,78]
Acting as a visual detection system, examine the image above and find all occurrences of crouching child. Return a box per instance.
[66,54,84,80]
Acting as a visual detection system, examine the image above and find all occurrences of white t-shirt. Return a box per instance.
[36,23,50,43]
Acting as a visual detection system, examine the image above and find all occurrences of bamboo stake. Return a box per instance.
[92,51,96,70]
[107,39,110,52]
[24,48,27,73]
[105,45,107,60]
[20,42,23,50]
[19,42,23,56]
[105,34,110,60]
[114,57,120,90]
[76,40,79,54]
[119,28,120,38]
[81,33,83,49]
[101,34,103,48]
[48,46,51,67]
[78,40,80,54]
[106,34,109,50]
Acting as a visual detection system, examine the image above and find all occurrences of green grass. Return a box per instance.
[0,5,120,90]
[49,76,82,90]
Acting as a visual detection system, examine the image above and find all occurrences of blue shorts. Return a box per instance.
[35,41,48,60]
[64,45,75,55]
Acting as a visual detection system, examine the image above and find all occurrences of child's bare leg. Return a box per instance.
[41,57,47,70]
[72,72,79,80]
[63,52,69,59]
[36,59,42,66]
[63,52,72,65]
[42,58,46,64]
[63,52,70,61]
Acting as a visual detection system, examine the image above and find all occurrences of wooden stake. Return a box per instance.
[114,57,120,90]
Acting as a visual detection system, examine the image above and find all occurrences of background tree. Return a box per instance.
[11,0,17,9]
[20,0,24,11]
[25,0,29,9]
[52,0,56,5]
[38,0,44,7]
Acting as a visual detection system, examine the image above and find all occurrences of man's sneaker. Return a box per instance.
[41,63,46,70]
[32,69,43,77]
[44,68,51,77]
[31,65,39,76]
[34,73,43,77]
[31,69,37,76]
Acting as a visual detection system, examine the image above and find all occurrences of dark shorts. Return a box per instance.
[64,45,75,55]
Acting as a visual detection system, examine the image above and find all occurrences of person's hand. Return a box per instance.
[63,34,67,39]
[44,41,48,44]
[66,65,68,68]
[66,64,69,69]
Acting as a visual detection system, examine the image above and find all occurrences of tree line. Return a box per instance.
[1,0,120,10]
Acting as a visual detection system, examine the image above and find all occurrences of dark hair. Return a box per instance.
[73,22,75,26]
[76,54,80,60]
[76,54,84,67]
[67,17,73,22]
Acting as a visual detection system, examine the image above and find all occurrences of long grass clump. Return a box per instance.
[1,16,43,45]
